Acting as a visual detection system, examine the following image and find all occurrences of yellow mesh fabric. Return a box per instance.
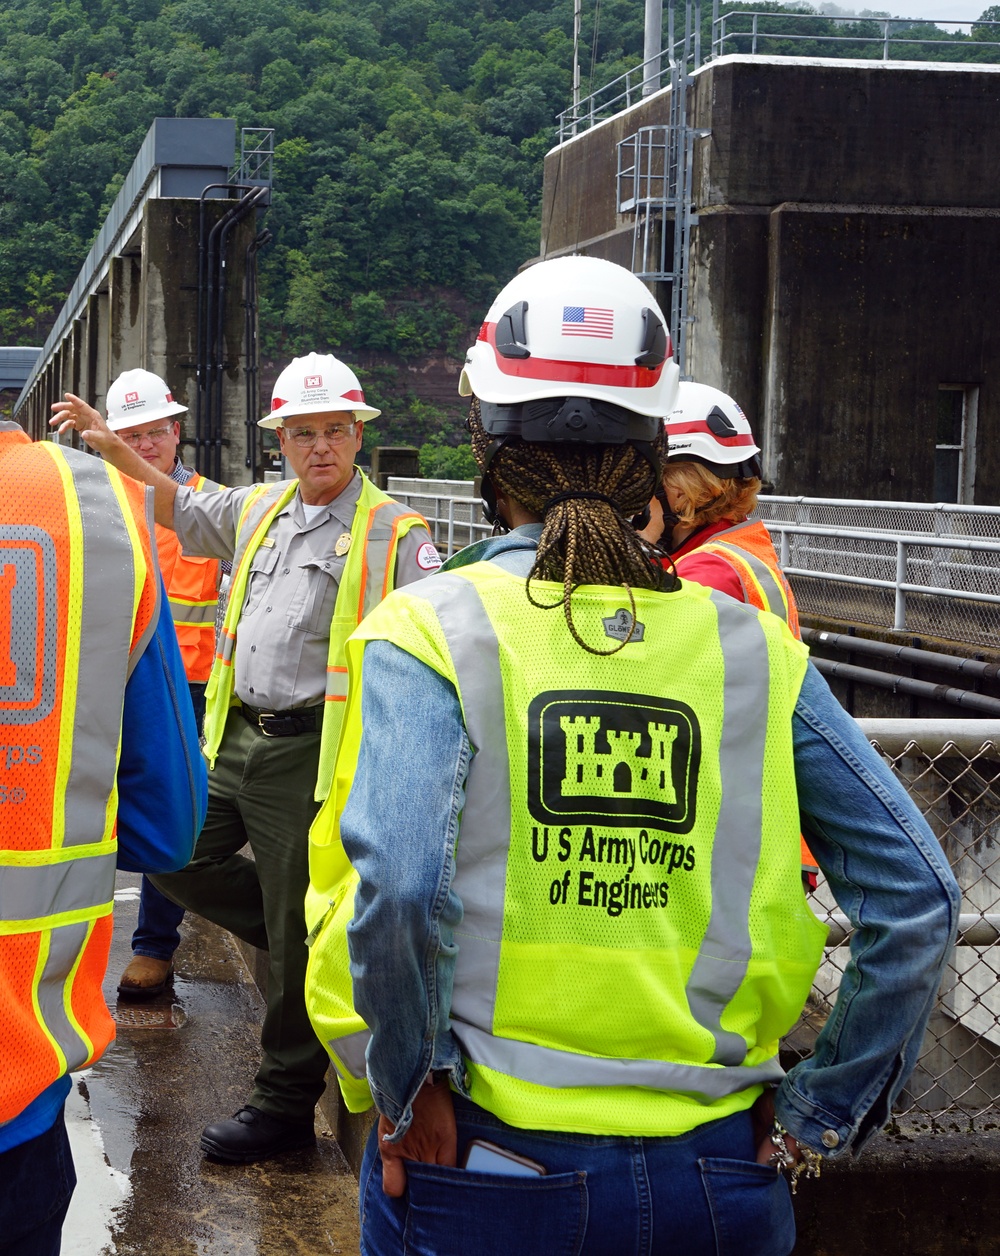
[467,1061,760,1140]
[351,562,820,1136]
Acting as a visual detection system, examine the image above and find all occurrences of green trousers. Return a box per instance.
[153,706,330,1120]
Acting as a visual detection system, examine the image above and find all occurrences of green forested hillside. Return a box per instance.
[1,0,997,458]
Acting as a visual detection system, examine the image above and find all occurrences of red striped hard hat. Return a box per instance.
[261,353,380,428]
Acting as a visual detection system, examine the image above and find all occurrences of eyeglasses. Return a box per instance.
[120,425,176,445]
[282,421,356,448]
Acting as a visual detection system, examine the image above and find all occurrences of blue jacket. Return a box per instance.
[0,576,207,1154]
[342,527,960,1158]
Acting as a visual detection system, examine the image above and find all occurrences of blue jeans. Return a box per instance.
[131,682,206,961]
[359,1099,795,1256]
[0,1111,76,1255]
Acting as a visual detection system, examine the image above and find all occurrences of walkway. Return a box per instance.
[63,871,360,1255]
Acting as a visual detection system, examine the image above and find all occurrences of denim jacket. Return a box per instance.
[341,527,960,1158]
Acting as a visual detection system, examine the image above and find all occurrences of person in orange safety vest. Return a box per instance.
[0,417,205,1255]
[639,382,818,889]
[100,369,225,999]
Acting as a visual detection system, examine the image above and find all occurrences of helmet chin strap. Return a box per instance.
[651,484,680,549]
[479,437,512,531]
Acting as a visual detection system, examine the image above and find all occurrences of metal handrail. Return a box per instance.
[759,494,1000,521]
[713,10,1000,62]
[557,8,1000,139]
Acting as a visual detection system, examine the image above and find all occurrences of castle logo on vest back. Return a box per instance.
[527,691,700,832]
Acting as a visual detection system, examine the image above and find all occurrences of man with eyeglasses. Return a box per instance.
[52,351,441,1164]
[103,369,226,1003]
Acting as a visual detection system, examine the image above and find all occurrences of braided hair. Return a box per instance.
[469,400,676,655]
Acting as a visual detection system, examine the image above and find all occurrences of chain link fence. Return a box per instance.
[788,721,1000,1127]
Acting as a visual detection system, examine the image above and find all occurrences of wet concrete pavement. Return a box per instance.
[64,871,360,1255]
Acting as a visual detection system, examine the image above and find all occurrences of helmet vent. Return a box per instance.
[706,405,739,438]
[495,301,530,359]
[635,308,668,368]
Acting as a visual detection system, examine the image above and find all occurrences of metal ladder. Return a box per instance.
[616,0,705,376]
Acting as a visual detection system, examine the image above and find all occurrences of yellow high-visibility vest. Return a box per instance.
[202,469,430,801]
[307,559,826,1135]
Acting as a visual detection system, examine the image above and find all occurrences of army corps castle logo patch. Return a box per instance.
[527,690,700,833]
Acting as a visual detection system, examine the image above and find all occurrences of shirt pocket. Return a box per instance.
[286,557,343,636]
[240,543,279,618]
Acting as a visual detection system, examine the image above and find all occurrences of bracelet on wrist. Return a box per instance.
[767,1121,823,1194]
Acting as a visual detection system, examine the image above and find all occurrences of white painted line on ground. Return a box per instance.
[62,1073,131,1256]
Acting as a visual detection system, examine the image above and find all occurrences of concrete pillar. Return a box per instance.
[141,197,257,486]
[108,253,143,384]
[80,294,100,409]
[93,289,110,420]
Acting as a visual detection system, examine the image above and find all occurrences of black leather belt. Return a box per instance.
[239,703,322,737]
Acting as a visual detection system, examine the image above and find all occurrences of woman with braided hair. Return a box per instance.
[464,396,674,654]
[308,257,957,1255]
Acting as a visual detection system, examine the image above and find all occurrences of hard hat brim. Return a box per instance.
[106,400,187,431]
[258,400,380,429]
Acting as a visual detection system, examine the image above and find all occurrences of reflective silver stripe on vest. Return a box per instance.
[454,1022,785,1096]
[60,454,139,848]
[128,485,161,679]
[403,574,511,1034]
[0,852,116,923]
[706,522,789,625]
[411,570,779,1092]
[36,920,95,1071]
[684,591,770,1065]
[170,599,217,625]
[333,1027,372,1078]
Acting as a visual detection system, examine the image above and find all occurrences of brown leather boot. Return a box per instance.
[117,955,174,1000]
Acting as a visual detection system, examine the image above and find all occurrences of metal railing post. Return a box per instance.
[752,14,759,54]
[895,539,908,630]
[447,497,456,556]
[883,18,890,60]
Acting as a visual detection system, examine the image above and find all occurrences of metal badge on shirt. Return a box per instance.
[334,532,352,557]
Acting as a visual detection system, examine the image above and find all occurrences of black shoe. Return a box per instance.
[200,1106,316,1163]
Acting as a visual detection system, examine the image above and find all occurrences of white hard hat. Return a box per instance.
[459,257,680,433]
[106,369,186,431]
[664,382,762,478]
[260,352,380,429]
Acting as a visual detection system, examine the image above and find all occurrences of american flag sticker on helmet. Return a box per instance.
[562,306,614,339]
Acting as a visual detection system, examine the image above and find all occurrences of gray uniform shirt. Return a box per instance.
[172,471,439,710]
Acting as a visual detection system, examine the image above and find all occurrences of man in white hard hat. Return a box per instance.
[102,369,227,1001]
[51,352,442,1163]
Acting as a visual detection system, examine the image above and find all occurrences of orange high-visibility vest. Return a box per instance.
[684,519,801,639]
[155,472,223,684]
[0,427,159,1124]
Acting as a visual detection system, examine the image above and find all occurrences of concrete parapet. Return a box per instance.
[541,55,1000,504]
[792,1127,1000,1254]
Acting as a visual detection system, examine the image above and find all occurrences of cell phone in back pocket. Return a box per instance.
[462,1138,546,1177]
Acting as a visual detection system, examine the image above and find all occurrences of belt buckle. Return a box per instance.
[257,712,279,737]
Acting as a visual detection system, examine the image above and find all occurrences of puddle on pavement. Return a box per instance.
[112,1002,188,1029]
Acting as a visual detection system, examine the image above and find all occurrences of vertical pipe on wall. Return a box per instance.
[643,0,663,96]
